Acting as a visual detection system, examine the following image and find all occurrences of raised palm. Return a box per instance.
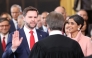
[12,30,23,49]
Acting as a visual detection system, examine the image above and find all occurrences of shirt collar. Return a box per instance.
[23,25,36,34]
[68,31,82,41]
[73,31,82,41]
[12,19,17,24]
[0,33,9,36]
[49,30,62,35]
[0,33,9,39]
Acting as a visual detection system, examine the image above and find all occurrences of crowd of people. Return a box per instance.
[0,3,92,58]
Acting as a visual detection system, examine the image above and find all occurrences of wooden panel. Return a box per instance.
[2,0,60,14]
[38,0,60,14]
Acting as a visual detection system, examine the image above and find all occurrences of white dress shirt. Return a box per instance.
[24,26,38,49]
[12,19,18,29]
[0,33,9,44]
[36,25,48,33]
[42,25,48,33]
[49,30,62,35]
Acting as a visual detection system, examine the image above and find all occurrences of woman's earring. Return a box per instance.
[78,28,80,30]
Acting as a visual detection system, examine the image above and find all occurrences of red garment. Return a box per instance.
[30,31,35,49]
[2,37,6,51]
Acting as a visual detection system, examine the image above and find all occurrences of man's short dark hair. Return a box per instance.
[23,6,39,16]
[46,11,64,30]
[0,18,10,24]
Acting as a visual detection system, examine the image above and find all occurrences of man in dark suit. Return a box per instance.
[36,15,48,33]
[9,4,22,33]
[73,0,92,24]
[2,6,48,58]
[0,18,10,58]
[29,11,84,58]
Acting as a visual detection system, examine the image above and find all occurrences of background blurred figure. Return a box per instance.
[67,15,92,56]
[0,18,10,58]
[77,9,88,21]
[36,15,48,33]
[77,10,88,36]
[54,6,67,20]
[88,24,92,40]
[0,12,11,20]
[17,15,24,29]
[36,15,42,29]
[9,4,22,33]
[73,0,92,24]
[81,21,88,36]
[63,21,69,36]
[41,11,49,27]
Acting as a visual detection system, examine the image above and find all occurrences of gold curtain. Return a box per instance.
[60,0,75,16]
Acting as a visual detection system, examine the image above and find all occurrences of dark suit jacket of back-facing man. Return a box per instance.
[2,6,48,58]
[9,4,22,33]
[73,0,92,24]
[29,11,84,58]
[0,18,10,58]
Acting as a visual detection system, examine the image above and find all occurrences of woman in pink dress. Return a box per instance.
[67,15,92,56]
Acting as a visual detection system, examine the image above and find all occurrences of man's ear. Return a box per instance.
[47,24,50,32]
[20,12,23,15]
[22,16,25,21]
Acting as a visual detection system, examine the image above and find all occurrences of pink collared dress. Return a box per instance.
[68,31,92,56]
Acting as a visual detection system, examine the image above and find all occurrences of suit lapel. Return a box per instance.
[0,36,4,57]
[18,29,46,55]
[19,29,30,55]
[36,29,43,41]
[11,20,16,30]
[9,20,16,33]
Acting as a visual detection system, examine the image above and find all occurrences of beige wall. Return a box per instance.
[60,0,75,16]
